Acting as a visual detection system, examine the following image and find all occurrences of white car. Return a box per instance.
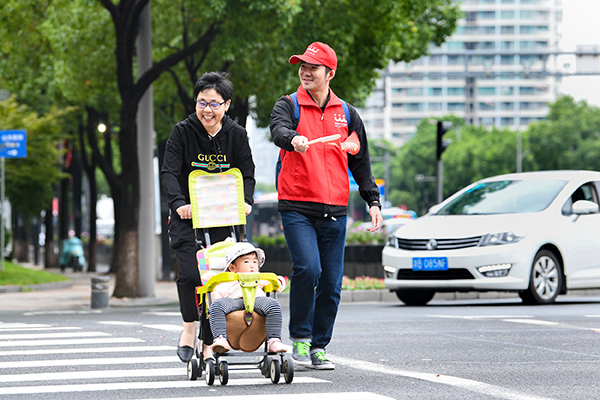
[382,170,600,305]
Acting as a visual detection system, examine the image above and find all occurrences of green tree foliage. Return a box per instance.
[389,117,521,215]
[528,96,600,171]
[0,96,69,218]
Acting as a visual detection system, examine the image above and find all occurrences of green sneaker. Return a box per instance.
[310,349,335,370]
[292,341,311,366]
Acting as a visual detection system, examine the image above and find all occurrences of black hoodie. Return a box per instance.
[161,112,255,247]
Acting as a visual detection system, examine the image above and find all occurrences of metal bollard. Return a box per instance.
[91,276,110,309]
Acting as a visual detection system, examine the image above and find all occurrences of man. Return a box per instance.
[270,42,383,370]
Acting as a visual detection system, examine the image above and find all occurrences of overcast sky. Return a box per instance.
[558,0,600,106]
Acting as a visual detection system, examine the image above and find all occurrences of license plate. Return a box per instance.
[412,257,448,271]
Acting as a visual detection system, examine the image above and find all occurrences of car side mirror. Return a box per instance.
[572,200,599,215]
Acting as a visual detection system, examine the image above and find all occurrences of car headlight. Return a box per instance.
[479,232,523,246]
[386,234,398,248]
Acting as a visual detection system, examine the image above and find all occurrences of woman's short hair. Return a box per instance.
[193,71,233,102]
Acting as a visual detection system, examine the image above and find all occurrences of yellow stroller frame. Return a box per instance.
[186,169,294,385]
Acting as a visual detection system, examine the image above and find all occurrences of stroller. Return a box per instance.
[185,168,294,385]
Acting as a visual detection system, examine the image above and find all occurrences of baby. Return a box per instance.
[208,242,287,354]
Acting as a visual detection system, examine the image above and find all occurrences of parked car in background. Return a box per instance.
[382,170,600,305]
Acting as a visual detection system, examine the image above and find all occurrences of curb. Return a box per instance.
[0,280,72,293]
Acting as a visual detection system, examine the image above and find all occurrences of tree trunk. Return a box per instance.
[12,209,29,262]
[111,103,141,298]
[44,200,59,268]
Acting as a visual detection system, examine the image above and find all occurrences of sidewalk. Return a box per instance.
[0,264,180,312]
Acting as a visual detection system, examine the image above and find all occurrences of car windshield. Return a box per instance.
[435,179,567,215]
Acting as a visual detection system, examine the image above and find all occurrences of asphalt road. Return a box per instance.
[1,295,600,400]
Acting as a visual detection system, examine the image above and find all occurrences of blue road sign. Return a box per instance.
[0,129,27,158]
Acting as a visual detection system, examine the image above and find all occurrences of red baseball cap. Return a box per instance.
[289,42,337,71]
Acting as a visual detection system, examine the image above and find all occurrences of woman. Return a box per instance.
[160,71,256,363]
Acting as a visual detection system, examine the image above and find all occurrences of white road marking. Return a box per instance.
[502,319,559,326]
[143,311,181,316]
[24,310,102,316]
[0,331,110,340]
[97,321,141,326]
[0,326,81,332]
[0,367,184,382]
[143,324,184,332]
[0,355,178,369]
[0,337,143,347]
[0,345,174,356]
[0,377,327,394]
[430,315,534,319]
[330,355,555,400]
[134,393,393,400]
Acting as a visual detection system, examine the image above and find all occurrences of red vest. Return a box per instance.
[278,87,351,206]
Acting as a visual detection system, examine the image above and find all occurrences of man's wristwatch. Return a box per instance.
[370,201,382,210]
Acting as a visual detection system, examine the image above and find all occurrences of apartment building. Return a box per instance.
[360,0,563,145]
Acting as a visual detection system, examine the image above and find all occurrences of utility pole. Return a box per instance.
[436,121,451,204]
[137,1,156,297]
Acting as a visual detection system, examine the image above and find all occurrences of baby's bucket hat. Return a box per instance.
[224,242,266,269]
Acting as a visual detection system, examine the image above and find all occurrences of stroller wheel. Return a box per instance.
[187,359,198,381]
[205,358,215,386]
[218,360,229,385]
[283,355,294,384]
[269,358,280,384]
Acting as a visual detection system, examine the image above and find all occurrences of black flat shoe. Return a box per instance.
[177,345,194,363]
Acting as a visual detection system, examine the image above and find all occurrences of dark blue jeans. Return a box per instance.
[281,211,347,349]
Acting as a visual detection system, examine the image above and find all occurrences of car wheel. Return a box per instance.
[519,250,562,305]
[395,289,435,305]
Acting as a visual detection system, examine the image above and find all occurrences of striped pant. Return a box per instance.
[209,296,283,340]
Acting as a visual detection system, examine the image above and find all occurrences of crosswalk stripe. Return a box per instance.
[0,367,184,382]
[0,345,175,356]
[0,337,143,347]
[143,324,184,332]
[0,331,110,340]
[0,377,328,394]
[0,355,178,369]
[134,393,394,400]
[0,326,81,332]
[0,323,52,328]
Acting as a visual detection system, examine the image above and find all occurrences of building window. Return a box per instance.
[501,117,514,126]
[447,87,465,96]
[501,26,515,34]
[480,117,495,126]
[479,102,496,111]
[448,55,465,65]
[447,42,465,51]
[478,87,496,96]
[429,103,443,111]
[501,55,515,65]
[406,87,424,96]
[406,103,423,111]
[501,10,515,19]
[501,87,515,95]
[501,102,514,110]
[478,11,496,19]
[430,55,444,65]
[428,87,443,96]
[448,103,465,111]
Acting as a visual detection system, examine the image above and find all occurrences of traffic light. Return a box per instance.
[436,121,452,160]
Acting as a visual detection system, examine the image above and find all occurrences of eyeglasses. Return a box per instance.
[196,100,226,110]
